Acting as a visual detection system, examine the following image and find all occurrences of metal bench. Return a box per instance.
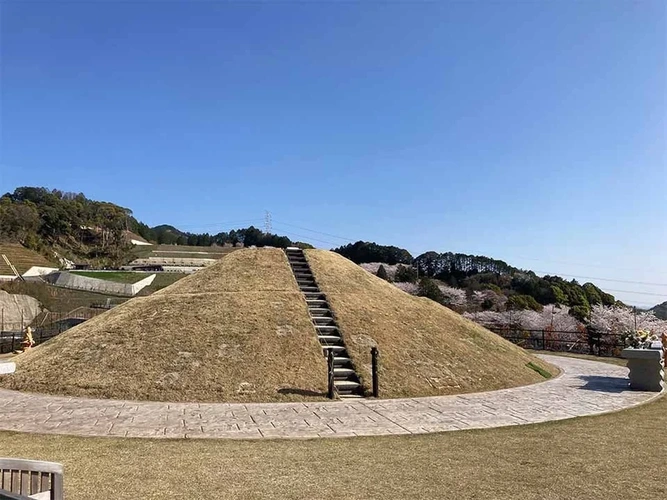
[0,459,63,500]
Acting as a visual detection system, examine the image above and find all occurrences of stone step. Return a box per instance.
[313,317,335,325]
[304,293,325,300]
[315,325,338,333]
[306,299,328,306]
[300,286,319,293]
[318,334,343,344]
[333,356,353,366]
[309,308,331,316]
[334,380,361,390]
[333,367,356,377]
[323,345,347,353]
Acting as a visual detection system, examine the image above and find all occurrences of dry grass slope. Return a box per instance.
[0,244,54,275]
[305,249,557,398]
[0,249,328,402]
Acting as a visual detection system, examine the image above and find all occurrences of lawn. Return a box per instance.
[0,354,664,500]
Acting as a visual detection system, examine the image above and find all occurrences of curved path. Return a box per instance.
[0,355,661,439]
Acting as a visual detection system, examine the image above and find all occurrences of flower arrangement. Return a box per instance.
[621,329,660,349]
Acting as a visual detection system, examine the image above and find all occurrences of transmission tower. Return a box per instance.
[264,210,272,233]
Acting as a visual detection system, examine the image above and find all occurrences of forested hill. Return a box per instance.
[0,187,311,265]
[652,302,667,320]
[333,240,620,320]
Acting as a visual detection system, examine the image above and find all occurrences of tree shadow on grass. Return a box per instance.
[578,375,630,393]
[277,387,327,398]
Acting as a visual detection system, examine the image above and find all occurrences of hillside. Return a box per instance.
[1,249,328,402]
[651,301,667,320]
[306,250,556,398]
[0,187,313,268]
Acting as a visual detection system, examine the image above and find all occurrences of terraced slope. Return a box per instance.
[305,249,557,398]
[0,244,54,275]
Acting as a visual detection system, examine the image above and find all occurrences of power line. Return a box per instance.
[270,226,339,246]
[170,218,264,230]
[602,288,667,298]
[271,220,356,242]
[514,256,667,276]
[533,271,667,288]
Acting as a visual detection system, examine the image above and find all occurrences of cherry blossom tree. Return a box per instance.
[590,304,667,336]
[437,285,467,308]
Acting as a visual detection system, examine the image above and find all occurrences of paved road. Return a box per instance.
[0,355,661,440]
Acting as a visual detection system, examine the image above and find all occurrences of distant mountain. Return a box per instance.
[651,301,667,320]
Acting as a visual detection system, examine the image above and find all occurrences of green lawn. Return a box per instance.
[0,354,664,499]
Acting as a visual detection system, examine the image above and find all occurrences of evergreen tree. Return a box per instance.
[417,278,445,304]
[394,264,418,283]
[376,264,390,281]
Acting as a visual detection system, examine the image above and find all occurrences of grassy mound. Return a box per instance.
[0,249,327,402]
[305,250,557,398]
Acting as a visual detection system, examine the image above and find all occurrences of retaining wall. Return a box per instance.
[45,272,156,297]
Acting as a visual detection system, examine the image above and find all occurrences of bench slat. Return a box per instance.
[30,472,39,496]
[19,472,29,495]
[39,474,49,496]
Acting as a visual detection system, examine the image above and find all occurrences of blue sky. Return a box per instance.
[0,1,665,306]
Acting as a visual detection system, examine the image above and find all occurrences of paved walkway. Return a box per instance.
[0,355,661,440]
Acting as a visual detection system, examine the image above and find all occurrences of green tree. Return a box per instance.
[376,265,390,282]
[394,264,417,283]
[551,285,568,305]
[417,278,445,304]
[570,305,591,323]
[506,294,543,312]
[583,283,603,306]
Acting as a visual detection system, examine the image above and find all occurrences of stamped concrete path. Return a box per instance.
[0,355,661,440]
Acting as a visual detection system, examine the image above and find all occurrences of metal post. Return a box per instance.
[541,330,546,351]
[327,349,335,399]
[588,328,595,355]
[371,347,379,398]
[1,308,3,332]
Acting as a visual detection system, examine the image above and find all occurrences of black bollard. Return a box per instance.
[371,346,379,398]
[327,348,335,399]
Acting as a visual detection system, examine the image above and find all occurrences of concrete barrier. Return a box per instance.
[44,272,156,297]
[0,362,15,375]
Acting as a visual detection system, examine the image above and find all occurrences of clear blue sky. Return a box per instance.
[0,1,665,306]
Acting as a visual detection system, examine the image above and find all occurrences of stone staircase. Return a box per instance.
[285,248,364,398]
